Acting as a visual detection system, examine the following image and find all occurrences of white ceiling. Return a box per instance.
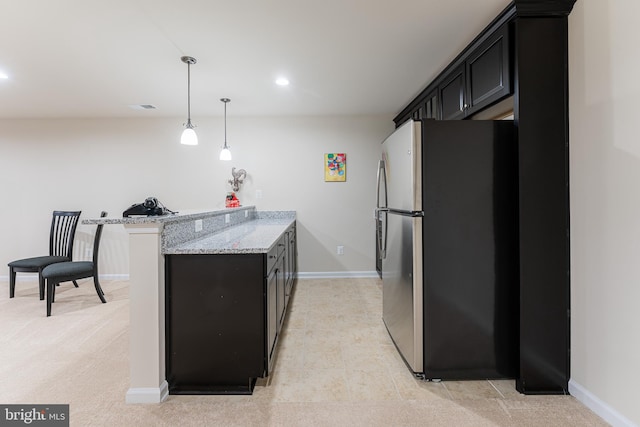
[0,0,510,119]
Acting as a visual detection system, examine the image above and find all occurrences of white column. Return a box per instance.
[123,223,168,404]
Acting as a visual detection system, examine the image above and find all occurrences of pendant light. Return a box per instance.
[219,98,232,161]
[180,56,198,145]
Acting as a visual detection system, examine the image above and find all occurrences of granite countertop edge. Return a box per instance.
[81,206,256,225]
[164,217,296,255]
[82,207,296,255]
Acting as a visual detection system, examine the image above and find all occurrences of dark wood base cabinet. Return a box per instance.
[165,224,296,394]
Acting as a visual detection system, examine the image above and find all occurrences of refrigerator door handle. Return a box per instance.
[376,159,388,260]
[376,160,387,209]
[376,209,388,259]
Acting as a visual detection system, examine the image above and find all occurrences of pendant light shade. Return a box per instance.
[180,56,198,145]
[219,98,232,161]
[181,124,197,146]
[219,147,232,161]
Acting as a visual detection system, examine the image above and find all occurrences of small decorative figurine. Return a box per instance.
[228,167,247,192]
[225,192,240,208]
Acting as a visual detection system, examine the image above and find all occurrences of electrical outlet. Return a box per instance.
[337,245,344,255]
[195,219,203,232]
[244,210,248,218]
[256,189,263,199]
[225,214,230,224]
[85,248,92,259]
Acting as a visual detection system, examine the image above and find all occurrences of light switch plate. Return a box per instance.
[195,219,203,232]
[225,214,230,224]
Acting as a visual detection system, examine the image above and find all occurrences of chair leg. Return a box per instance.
[72,280,79,288]
[94,276,106,303]
[9,268,16,298]
[38,271,45,300]
[46,279,54,317]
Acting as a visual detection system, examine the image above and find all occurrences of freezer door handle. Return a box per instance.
[376,160,387,209]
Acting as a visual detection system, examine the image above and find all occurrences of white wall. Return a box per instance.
[0,115,394,278]
[569,1,640,425]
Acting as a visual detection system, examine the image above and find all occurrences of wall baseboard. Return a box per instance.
[125,381,169,404]
[296,271,379,279]
[2,272,379,282]
[0,273,130,282]
[569,379,638,427]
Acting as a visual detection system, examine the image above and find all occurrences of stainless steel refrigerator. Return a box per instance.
[376,119,518,380]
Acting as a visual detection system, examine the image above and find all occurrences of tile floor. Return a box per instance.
[252,278,607,426]
[0,277,607,426]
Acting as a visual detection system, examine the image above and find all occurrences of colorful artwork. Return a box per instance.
[324,153,346,182]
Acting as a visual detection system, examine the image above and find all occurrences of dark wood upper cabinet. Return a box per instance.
[410,89,439,121]
[424,90,439,120]
[438,24,511,120]
[465,24,511,115]
[394,20,513,126]
[439,65,466,120]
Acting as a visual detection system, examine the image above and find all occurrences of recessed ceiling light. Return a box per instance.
[275,77,290,86]
[0,72,8,79]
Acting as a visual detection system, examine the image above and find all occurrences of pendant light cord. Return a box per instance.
[187,61,191,123]
[221,98,230,149]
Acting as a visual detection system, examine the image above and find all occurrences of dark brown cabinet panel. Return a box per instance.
[410,90,440,122]
[439,65,466,120]
[424,90,439,120]
[266,260,278,366]
[165,253,266,394]
[284,225,297,306]
[466,24,511,115]
[276,251,286,330]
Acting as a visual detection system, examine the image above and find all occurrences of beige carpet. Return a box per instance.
[0,277,606,427]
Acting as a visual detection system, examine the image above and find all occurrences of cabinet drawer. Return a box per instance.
[266,244,279,273]
[266,235,286,273]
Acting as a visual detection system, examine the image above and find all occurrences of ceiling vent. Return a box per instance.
[129,104,157,110]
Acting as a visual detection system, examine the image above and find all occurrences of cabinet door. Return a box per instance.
[287,226,298,294]
[283,230,291,289]
[465,24,511,115]
[424,89,439,120]
[439,65,466,120]
[412,106,425,121]
[166,254,266,393]
[276,255,286,330]
[267,264,278,368]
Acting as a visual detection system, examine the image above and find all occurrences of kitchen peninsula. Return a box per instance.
[83,206,297,403]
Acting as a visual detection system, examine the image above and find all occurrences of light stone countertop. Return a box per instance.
[164,217,295,254]
[83,207,296,255]
[81,206,255,225]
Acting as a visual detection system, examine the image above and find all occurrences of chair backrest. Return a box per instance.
[92,211,108,271]
[49,211,82,258]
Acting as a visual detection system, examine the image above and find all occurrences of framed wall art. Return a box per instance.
[324,153,346,182]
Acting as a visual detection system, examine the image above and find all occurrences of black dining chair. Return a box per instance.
[8,211,82,300]
[42,212,108,317]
